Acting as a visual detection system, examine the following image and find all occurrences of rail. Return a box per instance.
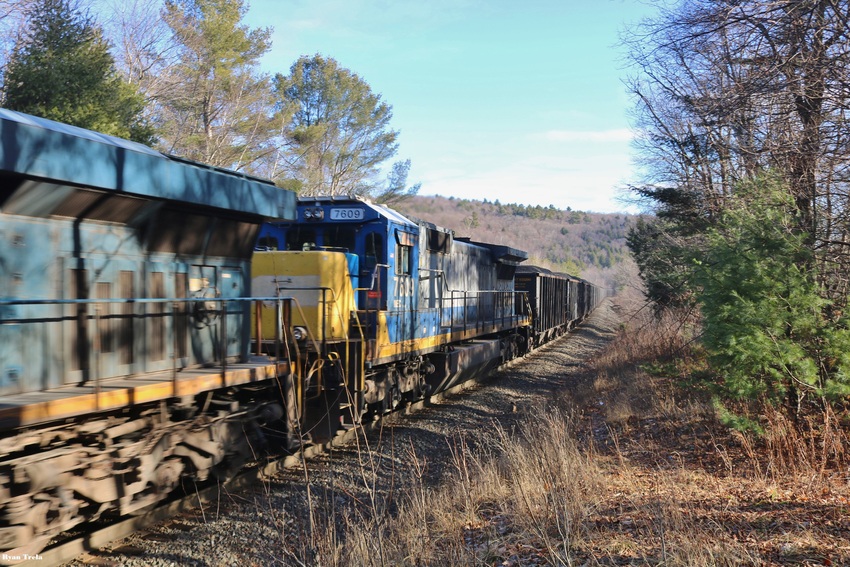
[443,289,529,334]
[252,284,363,399]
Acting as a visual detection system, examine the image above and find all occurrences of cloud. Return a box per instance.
[419,159,638,214]
[542,128,634,143]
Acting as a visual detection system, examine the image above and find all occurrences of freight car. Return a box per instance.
[514,266,604,347]
[0,109,296,558]
[0,111,604,559]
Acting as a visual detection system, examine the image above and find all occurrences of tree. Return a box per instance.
[626,216,696,312]
[622,1,850,424]
[373,158,420,205]
[0,1,37,68]
[104,0,178,110]
[3,0,154,143]
[693,177,850,419]
[624,0,850,306]
[272,54,400,197]
[155,0,273,170]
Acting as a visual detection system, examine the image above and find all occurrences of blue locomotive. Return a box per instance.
[0,111,603,558]
[253,196,531,428]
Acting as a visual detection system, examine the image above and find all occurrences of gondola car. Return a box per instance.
[514,266,605,348]
[514,266,577,346]
[0,109,295,557]
[577,276,603,322]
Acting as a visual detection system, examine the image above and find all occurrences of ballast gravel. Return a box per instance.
[67,302,620,567]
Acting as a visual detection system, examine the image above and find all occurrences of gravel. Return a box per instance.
[67,302,620,567]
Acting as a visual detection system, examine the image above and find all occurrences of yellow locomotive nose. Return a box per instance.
[252,250,357,346]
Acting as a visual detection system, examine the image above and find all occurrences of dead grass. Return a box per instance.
[274,300,850,566]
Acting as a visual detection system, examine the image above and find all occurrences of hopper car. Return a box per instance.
[514,266,602,347]
[0,110,603,559]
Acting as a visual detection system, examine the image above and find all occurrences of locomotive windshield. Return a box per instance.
[276,223,383,268]
[322,225,356,251]
[285,225,358,252]
[285,227,317,250]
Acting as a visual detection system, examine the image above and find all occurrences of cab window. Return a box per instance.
[323,227,356,251]
[256,236,279,250]
[364,232,383,271]
[286,228,316,251]
[396,243,412,276]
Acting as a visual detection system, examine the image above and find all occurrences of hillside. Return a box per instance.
[392,195,637,291]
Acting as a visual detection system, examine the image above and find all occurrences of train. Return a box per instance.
[0,110,604,558]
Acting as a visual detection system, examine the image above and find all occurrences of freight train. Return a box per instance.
[0,110,603,558]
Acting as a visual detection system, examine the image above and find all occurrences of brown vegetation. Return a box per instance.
[275,294,850,566]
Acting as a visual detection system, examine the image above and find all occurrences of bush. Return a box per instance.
[693,176,850,418]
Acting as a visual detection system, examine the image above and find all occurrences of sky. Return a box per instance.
[241,0,657,214]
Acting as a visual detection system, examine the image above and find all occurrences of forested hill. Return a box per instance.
[392,195,636,290]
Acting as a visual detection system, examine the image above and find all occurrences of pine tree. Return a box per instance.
[157,0,273,170]
[3,0,154,143]
[694,177,850,420]
[273,54,399,197]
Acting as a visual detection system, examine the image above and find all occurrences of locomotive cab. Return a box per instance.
[253,196,418,349]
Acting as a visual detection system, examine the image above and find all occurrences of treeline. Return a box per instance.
[395,195,635,290]
[624,0,850,431]
[0,0,419,203]
[455,197,591,222]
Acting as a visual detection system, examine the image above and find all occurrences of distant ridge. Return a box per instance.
[392,195,638,291]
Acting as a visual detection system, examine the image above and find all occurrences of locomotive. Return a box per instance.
[0,110,603,558]
[252,197,533,443]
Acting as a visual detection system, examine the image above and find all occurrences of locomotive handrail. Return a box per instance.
[250,285,348,343]
[0,295,317,417]
[367,263,390,293]
[0,294,321,361]
[442,288,529,333]
[0,296,307,305]
[254,284,362,399]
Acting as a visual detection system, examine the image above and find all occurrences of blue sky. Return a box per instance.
[242,0,656,213]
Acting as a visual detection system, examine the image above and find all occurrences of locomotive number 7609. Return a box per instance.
[329,208,364,220]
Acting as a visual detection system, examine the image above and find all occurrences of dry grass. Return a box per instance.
[273,300,850,566]
[320,407,606,567]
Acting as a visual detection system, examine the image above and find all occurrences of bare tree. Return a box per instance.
[102,0,176,91]
[0,0,40,76]
[145,0,274,171]
[625,0,850,302]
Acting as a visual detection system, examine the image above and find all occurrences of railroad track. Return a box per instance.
[12,358,518,567]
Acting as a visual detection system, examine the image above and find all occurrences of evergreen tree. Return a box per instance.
[157,0,273,170]
[3,0,154,143]
[273,54,400,197]
[693,177,850,420]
